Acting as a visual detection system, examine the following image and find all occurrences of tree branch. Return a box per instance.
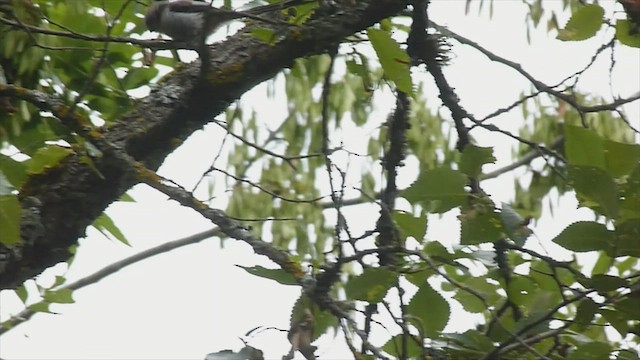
[431,21,640,126]
[0,228,220,335]
[0,0,409,290]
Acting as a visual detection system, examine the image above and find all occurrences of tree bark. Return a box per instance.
[0,0,408,290]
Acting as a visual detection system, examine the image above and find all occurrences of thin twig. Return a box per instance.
[0,228,219,336]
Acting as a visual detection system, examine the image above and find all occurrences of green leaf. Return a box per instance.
[236,265,298,286]
[616,349,640,360]
[361,171,376,197]
[345,268,397,303]
[552,221,614,252]
[407,282,450,338]
[567,341,612,360]
[529,0,543,27]
[0,171,12,196]
[557,4,604,41]
[530,262,560,291]
[604,140,640,178]
[404,269,437,287]
[460,277,501,306]
[506,276,536,306]
[118,193,136,202]
[53,275,66,288]
[591,274,629,293]
[250,28,277,45]
[402,167,467,213]
[0,195,20,246]
[527,291,562,316]
[614,256,638,275]
[459,145,495,178]
[9,118,59,156]
[614,219,640,257]
[591,252,613,275]
[615,297,640,320]
[282,1,317,25]
[393,210,427,241]
[453,288,486,314]
[122,67,158,90]
[28,302,51,314]
[616,20,640,48]
[440,330,495,353]
[0,319,14,331]
[620,166,640,219]
[43,288,74,304]
[0,154,27,189]
[460,207,504,245]
[346,56,373,91]
[26,145,73,174]
[564,125,606,170]
[600,308,629,336]
[367,28,412,94]
[568,165,619,218]
[423,240,455,265]
[573,298,598,331]
[381,334,422,358]
[16,285,28,304]
[93,213,130,246]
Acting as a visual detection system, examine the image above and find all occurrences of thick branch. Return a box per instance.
[0,0,409,290]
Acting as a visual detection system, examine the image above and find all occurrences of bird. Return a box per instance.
[285,308,316,360]
[144,0,309,42]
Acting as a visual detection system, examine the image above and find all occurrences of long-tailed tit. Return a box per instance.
[144,0,307,42]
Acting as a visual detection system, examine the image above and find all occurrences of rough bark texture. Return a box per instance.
[0,0,408,290]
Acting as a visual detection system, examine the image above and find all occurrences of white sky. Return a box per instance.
[1,1,639,359]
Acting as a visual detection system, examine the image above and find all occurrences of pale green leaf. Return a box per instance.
[407,282,450,338]
[402,167,467,213]
[600,309,629,336]
[616,20,640,48]
[460,145,495,178]
[604,140,640,178]
[0,154,27,189]
[393,210,427,241]
[26,145,73,175]
[0,195,20,246]
[557,4,604,41]
[565,125,606,170]
[28,302,51,314]
[93,213,130,246]
[591,274,628,293]
[573,298,598,330]
[567,341,612,360]
[552,221,614,252]
[43,288,74,304]
[236,265,298,286]
[568,165,619,218]
[460,208,504,245]
[345,268,396,303]
[614,219,640,257]
[381,334,422,358]
[367,28,412,94]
